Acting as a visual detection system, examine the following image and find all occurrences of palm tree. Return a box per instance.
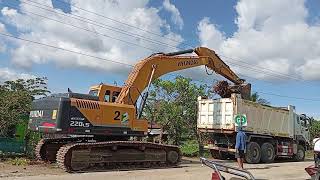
[250,92,270,105]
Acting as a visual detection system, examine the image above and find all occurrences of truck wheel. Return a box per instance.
[245,142,261,164]
[210,150,228,160]
[210,150,220,159]
[261,142,275,163]
[219,151,229,160]
[293,145,305,161]
[210,149,220,159]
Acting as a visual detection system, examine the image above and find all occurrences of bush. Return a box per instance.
[180,140,199,157]
[25,131,42,158]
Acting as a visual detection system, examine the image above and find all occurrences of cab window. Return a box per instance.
[89,90,98,96]
[104,90,110,102]
[112,91,120,102]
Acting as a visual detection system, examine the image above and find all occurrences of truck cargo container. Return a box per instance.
[197,94,311,163]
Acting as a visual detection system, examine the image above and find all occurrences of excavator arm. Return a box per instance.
[116,47,250,105]
[193,47,244,85]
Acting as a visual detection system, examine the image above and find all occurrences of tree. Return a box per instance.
[249,92,270,105]
[0,77,50,136]
[310,120,320,141]
[144,76,210,145]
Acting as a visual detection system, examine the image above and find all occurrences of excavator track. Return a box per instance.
[35,138,65,162]
[56,141,181,172]
[35,137,92,162]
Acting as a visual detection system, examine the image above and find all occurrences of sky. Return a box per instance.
[0,0,320,118]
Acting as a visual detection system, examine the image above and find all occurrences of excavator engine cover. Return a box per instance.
[28,93,144,137]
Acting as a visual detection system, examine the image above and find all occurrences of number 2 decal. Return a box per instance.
[114,111,120,120]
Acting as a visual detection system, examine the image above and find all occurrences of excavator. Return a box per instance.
[28,47,251,172]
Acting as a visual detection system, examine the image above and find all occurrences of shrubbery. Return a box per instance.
[180,140,199,157]
[180,140,211,157]
[25,131,42,158]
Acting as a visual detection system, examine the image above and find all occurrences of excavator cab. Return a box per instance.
[88,84,122,102]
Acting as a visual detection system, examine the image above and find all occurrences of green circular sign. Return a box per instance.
[235,114,247,126]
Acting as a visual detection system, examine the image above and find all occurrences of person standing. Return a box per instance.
[235,127,246,169]
[313,137,320,167]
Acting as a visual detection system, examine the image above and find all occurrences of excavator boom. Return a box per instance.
[116,47,250,105]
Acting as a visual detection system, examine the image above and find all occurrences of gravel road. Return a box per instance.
[0,158,312,180]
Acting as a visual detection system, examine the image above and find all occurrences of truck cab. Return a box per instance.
[295,114,312,147]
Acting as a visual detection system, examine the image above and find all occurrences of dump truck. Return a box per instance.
[198,94,311,163]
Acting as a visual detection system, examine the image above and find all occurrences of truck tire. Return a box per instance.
[293,145,305,161]
[210,149,220,159]
[261,142,275,163]
[220,151,230,160]
[210,150,228,160]
[245,142,261,164]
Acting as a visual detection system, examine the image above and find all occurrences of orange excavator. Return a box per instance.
[28,47,250,172]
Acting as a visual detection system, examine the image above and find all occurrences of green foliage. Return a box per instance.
[180,140,211,157]
[25,131,42,158]
[310,120,320,141]
[144,76,210,145]
[306,150,314,159]
[8,157,30,166]
[249,92,270,105]
[180,140,199,157]
[0,77,49,137]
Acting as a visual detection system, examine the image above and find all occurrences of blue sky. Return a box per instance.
[0,0,320,118]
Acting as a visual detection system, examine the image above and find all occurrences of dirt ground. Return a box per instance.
[0,160,64,178]
[0,158,313,180]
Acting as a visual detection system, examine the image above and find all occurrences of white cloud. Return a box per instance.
[163,0,184,30]
[0,23,7,52]
[0,22,6,33]
[1,7,17,17]
[296,59,320,80]
[0,67,36,83]
[198,17,225,50]
[197,0,320,81]
[1,0,183,74]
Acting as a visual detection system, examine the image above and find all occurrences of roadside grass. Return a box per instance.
[1,156,43,166]
[306,150,314,159]
[6,157,30,166]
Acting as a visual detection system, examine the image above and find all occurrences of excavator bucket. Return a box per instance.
[213,81,251,100]
[238,83,251,100]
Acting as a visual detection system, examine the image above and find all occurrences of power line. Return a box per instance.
[19,0,180,50]
[52,0,311,82]
[0,32,134,67]
[24,0,313,83]
[258,92,320,102]
[51,0,195,49]
[237,73,280,86]
[8,0,312,83]
[1,32,319,102]
[220,55,305,82]
[223,58,317,89]
[0,32,182,80]
[1,2,317,89]
[7,1,291,82]
[2,2,161,52]
[225,60,300,82]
